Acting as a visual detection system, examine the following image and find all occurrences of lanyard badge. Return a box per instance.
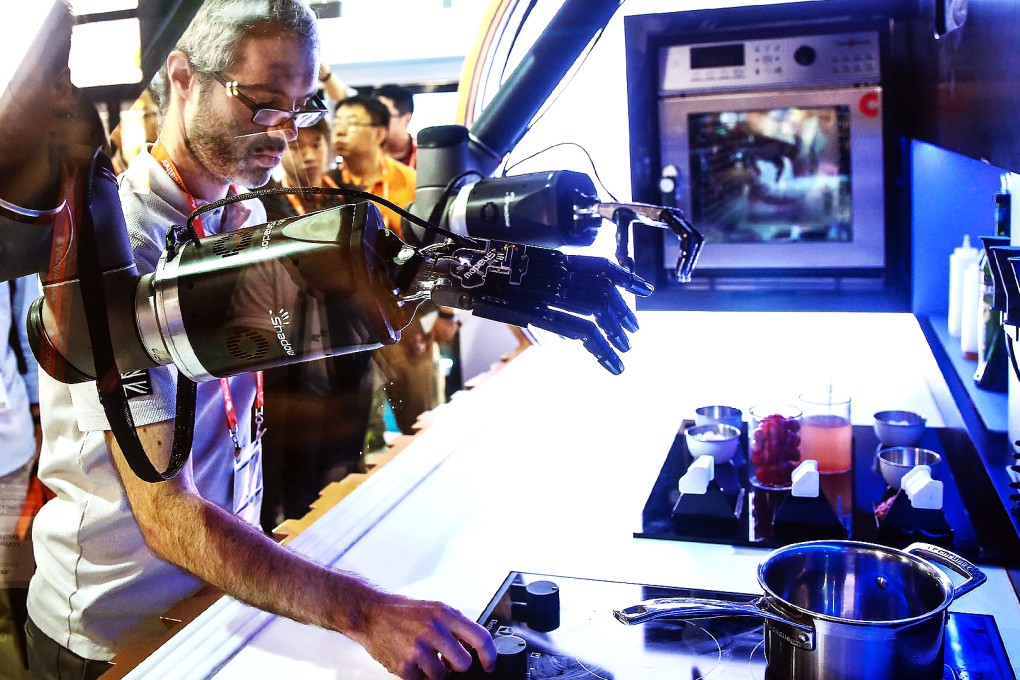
[153,141,266,524]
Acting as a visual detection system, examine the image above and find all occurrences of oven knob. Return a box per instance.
[494,634,528,679]
[510,580,561,632]
[794,45,817,66]
[524,580,560,632]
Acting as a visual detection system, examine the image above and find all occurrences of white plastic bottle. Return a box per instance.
[961,259,982,360]
[948,234,979,337]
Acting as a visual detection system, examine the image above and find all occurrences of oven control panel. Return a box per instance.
[660,31,880,94]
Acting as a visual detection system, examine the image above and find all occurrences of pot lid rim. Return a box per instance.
[756,540,955,627]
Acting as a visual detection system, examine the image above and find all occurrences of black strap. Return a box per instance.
[8,280,28,375]
[75,150,196,483]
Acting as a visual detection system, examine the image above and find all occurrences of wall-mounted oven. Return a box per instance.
[627,21,902,307]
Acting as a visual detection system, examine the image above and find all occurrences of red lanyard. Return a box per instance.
[222,371,265,452]
[151,141,264,449]
[151,142,207,236]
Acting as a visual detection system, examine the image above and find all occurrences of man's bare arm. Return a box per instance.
[106,420,495,679]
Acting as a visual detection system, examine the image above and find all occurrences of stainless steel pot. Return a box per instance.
[614,541,986,680]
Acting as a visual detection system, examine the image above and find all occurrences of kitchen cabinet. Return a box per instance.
[904,0,1020,175]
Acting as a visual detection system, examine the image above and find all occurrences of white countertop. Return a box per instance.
[125,312,1018,678]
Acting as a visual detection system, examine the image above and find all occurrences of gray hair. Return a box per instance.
[154,0,319,117]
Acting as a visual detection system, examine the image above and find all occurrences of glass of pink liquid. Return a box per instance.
[799,391,852,474]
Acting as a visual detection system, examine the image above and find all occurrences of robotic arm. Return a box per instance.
[23,175,657,383]
[0,0,703,481]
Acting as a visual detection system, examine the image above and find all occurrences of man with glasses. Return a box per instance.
[329,95,415,236]
[329,97,454,439]
[25,2,494,679]
[257,117,375,536]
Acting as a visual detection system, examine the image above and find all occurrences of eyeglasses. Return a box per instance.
[211,72,327,128]
[334,120,384,134]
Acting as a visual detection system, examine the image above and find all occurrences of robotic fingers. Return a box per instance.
[411,238,653,375]
[596,203,704,283]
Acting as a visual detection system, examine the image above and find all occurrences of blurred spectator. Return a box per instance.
[258,119,374,533]
[375,83,416,168]
[0,275,41,680]
[329,95,413,235]
[329,96,445,435]
[109,89,159,174]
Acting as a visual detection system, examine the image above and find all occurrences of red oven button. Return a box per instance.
[859,91,880,117]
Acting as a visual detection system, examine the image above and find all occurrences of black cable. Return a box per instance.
[498,0,625,174]
[184,186,477,246]
[496,0,539,88]
[504,141,619,202]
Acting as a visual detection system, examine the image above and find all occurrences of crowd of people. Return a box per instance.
[0,1,492,679]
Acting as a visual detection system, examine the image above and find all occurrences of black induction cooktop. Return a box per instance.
[452,572,1015,680]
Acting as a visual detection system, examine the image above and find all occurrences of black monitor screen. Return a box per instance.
[688,105,852,245]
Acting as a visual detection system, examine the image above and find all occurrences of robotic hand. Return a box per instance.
[401,237,653,375]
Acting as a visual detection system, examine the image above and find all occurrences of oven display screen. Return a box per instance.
[690,44,745,70]
[687,105,853,245]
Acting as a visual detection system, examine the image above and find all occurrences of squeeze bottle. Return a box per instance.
[948,235,978,337]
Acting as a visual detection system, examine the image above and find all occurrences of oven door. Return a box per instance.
[659,86,884,273]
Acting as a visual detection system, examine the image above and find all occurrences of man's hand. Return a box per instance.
[351,591,496,679]
[107,422,495,678]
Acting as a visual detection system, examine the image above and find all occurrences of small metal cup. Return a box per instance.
[694,405,743,430]
[877,446,942,489]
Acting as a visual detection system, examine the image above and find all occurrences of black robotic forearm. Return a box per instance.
[28,186,419,383]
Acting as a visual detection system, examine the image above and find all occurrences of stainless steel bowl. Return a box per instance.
[694,405,743,430]
[685,422,741,463]
[873,410,926,446]
[877,446,942,489]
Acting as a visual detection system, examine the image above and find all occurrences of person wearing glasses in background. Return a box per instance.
[24,2,494,679]
[257,117,376,536]
[329,95,415,237]
[330,97,458,438]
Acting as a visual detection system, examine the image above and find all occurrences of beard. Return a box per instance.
[185,103,287,189]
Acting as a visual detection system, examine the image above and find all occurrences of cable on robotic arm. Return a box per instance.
[177,186,479,256]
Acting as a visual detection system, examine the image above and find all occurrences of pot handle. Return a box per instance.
[904,542,987,600]
[613,596,813,636]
